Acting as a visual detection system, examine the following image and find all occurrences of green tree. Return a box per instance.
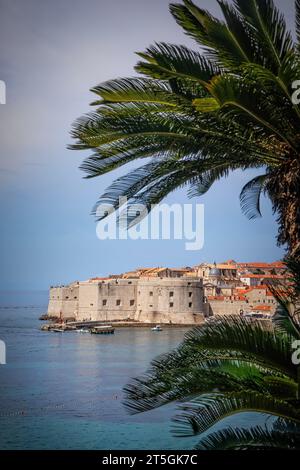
[70,0,300,258]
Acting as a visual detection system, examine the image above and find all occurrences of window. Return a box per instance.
[90,303,94,307]
[189,292,192,297]
[189,302,193,308]
[116,299,121,306]
[149,304,153,308]
[74,296,77,299]
[102,299,107,306]
[130,300,135,306]
[169,291,174,297]
[66,296,69,299]
[169,302,174,308]
[128,281,132,285]
[149,291,153,296]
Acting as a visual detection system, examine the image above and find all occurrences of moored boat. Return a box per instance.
[90,325,115,335]
[151,325,162,332]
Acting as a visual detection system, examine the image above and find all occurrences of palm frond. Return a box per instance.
[208,73,297,151]
[170,0,253,67]
[135,42,219,87]
[296,0,300,46]
[196,423,300,450]
[184,316,295,377]
[233,0,293,71]
[172,391,300,436]
[123,316,297,415]
[89,77,177,107]
[239,174,268,220]
[270,257,300,338]
[273,304,300,340]
[123,353,289,415]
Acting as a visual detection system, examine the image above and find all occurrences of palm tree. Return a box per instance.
[123,258,300,449]
[70,0,300,258]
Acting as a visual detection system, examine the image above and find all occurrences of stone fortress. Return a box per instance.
[47,261,288,325]
[48,273,204,325]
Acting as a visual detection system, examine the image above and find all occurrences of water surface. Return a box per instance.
[0,291,260,450]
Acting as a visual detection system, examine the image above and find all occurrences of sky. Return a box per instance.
[0,0,294,290]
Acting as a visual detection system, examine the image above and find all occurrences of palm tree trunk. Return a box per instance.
[267,160,300,260]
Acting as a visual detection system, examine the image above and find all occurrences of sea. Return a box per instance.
[0,291,262,450]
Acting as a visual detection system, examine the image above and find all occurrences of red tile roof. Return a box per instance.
[240,274,287,279]
[252,306,272,312]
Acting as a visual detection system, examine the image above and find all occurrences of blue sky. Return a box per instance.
[0,0,293,290]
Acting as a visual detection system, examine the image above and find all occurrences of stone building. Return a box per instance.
[47,260,287,323]
[206,285,278,316]
[47,282,79,319]
[47,277,205,325]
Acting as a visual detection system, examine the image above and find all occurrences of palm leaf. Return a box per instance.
[296,0,300,46]
[184,316,295,377]
[170,0,253,67]
[196,424,300,450]
[89,77,178,107]
[273,304,300,340]
[135,42,219,87]
[233,0,293,71]
[270,257,300,338]
[208,73,297,151]
[239,174,268,220]
[172,391,300,436]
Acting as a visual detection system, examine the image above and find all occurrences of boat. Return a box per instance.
[52,328,65,333]
[90,325,115,335]
[244,312,269,320]
[76,328,90,333]
[151,325,162,332]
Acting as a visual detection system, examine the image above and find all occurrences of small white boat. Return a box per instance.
[76,328,90,333]
[151,325,162,332]
[52,328,64,333]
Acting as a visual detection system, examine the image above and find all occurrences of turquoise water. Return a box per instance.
[0,291,261,450]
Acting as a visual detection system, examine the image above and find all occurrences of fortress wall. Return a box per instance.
[95,279,138,321]
[47,285,79,318]
[77,283,99,321]
[47,287,64,317]
[208,299,277,316]
[48,278,206,324]
[135,279,204,324]
[61,284,79,318]
[208,300,250,316]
